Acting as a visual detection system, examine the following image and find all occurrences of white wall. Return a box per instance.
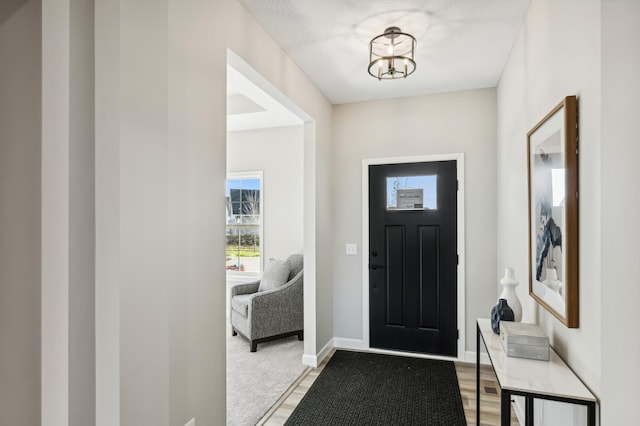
[497,0,601,423]
[332,88,497,353]
[601,1,640,424]
[0,1,41,424]
[90,0,334,424]
[228,126,304,262]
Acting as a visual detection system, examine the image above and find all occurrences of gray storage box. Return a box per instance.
[500,322,549,361]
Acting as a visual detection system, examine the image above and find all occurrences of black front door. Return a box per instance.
[369,161,458,356]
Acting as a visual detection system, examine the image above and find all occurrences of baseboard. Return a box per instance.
[301,338,335,368]
[301,353,317,368]
[333,337,367,351]
[317,338,334,365]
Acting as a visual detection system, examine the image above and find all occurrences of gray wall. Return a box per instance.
[332,88,498,353]
[69,0,96,424]
[0,1,41,425]
[601,0,640,423]
[95,0,120,423]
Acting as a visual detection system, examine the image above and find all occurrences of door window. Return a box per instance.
[386,175,437,210]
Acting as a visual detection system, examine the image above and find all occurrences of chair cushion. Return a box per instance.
[231,294,251,317]
[258,258,291,292]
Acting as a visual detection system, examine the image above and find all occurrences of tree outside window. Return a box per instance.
[226,177,261,273]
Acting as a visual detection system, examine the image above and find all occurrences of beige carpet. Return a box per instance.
[226,332,306,426]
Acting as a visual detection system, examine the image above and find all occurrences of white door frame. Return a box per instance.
[361,153,466,361]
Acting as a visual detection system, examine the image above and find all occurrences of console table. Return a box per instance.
[476,318,596,426]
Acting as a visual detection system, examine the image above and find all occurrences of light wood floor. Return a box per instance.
[258,349,520,426]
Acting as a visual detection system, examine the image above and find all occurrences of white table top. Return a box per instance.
[478,318,596,402]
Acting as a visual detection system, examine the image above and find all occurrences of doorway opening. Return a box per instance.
[226,49,316,425]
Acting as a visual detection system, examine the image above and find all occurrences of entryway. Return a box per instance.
[226,49,317,425]
[363,155,465,359]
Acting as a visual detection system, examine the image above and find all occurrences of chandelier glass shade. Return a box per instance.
[368,26,416,80]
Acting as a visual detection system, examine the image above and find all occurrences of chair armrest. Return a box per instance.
[230,281,260,297]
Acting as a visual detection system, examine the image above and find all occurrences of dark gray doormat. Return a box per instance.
[284,350,466,425]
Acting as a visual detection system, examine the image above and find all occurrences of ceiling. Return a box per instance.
[238,0,532,105]
[227,64,303,132]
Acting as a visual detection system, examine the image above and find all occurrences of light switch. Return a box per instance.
[346,243,357,255]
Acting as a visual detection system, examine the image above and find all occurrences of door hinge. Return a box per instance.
[456,180,459,191]
[457,329,460,340]
[456,254,459,265]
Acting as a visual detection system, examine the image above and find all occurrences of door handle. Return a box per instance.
[370,264,386,270]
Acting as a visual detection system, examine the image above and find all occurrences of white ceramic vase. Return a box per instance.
[498,267,522,322]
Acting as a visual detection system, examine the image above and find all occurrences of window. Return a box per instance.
[226,174,262,274]
[386,175,437,211]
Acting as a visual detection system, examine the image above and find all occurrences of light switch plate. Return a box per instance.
[346,243,357,255]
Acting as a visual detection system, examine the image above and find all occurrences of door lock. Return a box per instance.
[370,264,386,270]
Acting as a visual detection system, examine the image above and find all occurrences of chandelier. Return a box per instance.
[368,26,416,80]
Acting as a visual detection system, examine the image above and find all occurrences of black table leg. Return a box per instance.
[501,388,511,426]
[525,396,534,425]
[476,323,481,426]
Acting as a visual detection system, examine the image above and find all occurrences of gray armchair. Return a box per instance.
[230,254,303,352]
